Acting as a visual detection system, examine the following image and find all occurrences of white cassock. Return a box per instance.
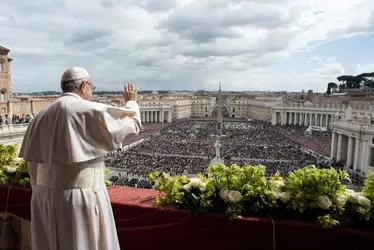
[19,92,141,250]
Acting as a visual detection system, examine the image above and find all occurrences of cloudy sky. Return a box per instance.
[1,0,374,93]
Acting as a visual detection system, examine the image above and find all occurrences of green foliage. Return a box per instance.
[0,144,18,167]
[0,144,30,186]
[149,171,190,206]
[208,164,277,217]
[149,164,374,228]
[317,214,340,228]
[362,171,374,204]
[285,165,350,227]
[326,82,338,95]
[104,167,112,187]
[150,164,279,219]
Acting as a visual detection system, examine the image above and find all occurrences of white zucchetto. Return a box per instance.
[61,67,90,82]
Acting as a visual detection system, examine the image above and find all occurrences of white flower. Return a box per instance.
[227,190,242,203]
[345,189,355,196]
[13,157,23,164]
[358,196,372,209]
[331,194,347,205]
[189,178,200,186]
[347,191,360,204]
[3,165,17,173]
[183,183,193,192]
[183,177,207,192]
[272,191,280,199]
[273,180,285,188]
[279,192,290,204]
[220,188,230,201]
[317,195,332,210]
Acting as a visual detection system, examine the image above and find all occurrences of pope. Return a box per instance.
[19,67,141,250]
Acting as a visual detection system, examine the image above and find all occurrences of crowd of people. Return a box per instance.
[275,125,332,157]
[0,113,35,126]
[105,119,329,188]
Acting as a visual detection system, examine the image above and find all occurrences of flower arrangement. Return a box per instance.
[149,163,374,228]
[0,144,112,187]
[0,144,30,186]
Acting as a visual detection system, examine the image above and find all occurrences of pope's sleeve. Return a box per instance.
[86,100,142,151]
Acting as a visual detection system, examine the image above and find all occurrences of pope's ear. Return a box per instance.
[80,81,89,91]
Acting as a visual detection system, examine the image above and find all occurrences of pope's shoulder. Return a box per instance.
[37,95,108,119]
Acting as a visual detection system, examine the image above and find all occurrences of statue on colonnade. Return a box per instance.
[344,105,352,121]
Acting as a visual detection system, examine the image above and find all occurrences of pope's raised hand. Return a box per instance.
[123,82,138,103]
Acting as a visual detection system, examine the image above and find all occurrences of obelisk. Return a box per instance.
[217,82,222,134]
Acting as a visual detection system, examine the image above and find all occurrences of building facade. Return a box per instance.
[0,46,12,114]
[228,98,281,121]
[331,119,374,177]
[271,102,374,129]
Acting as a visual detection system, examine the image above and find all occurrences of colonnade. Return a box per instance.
[330,131,371,174]
[140,110,171,123]
[273,111,334,128]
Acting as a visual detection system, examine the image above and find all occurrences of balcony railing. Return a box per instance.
[332,120,374,132]
[0,123,29,134]
[0,184,372,250]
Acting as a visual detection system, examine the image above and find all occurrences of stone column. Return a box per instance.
[314,113,318,126]
[299,113,303,126]
[360,140,369,174]
[288,112,292,125]
[309,113,312,126]
[161,111,164,123]
[331,132,337,160]
[304,113,308,126]
[293,113,297,125]
[325,114,329,128]
[336,133,343,161]
[346,136,353,168]
[168,111,172,122]
[353,137,359,171]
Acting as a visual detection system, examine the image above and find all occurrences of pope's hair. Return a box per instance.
[61,78,88,93]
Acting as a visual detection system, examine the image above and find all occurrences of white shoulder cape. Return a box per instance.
[19,93,141,164]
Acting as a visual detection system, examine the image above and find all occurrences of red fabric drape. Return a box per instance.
[1,185,373,250]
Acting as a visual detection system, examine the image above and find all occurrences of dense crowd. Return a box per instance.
[106,120,324,188]
[275,125,332,157]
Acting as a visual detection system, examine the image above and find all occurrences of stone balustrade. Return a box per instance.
[0,123,29,134]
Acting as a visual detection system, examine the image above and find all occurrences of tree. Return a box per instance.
[325,71,374,94]
[326,82,338,95]
[337,75,362,89]
[357,72,374,88]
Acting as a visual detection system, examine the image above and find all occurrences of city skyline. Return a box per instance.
[1,0,374,93]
